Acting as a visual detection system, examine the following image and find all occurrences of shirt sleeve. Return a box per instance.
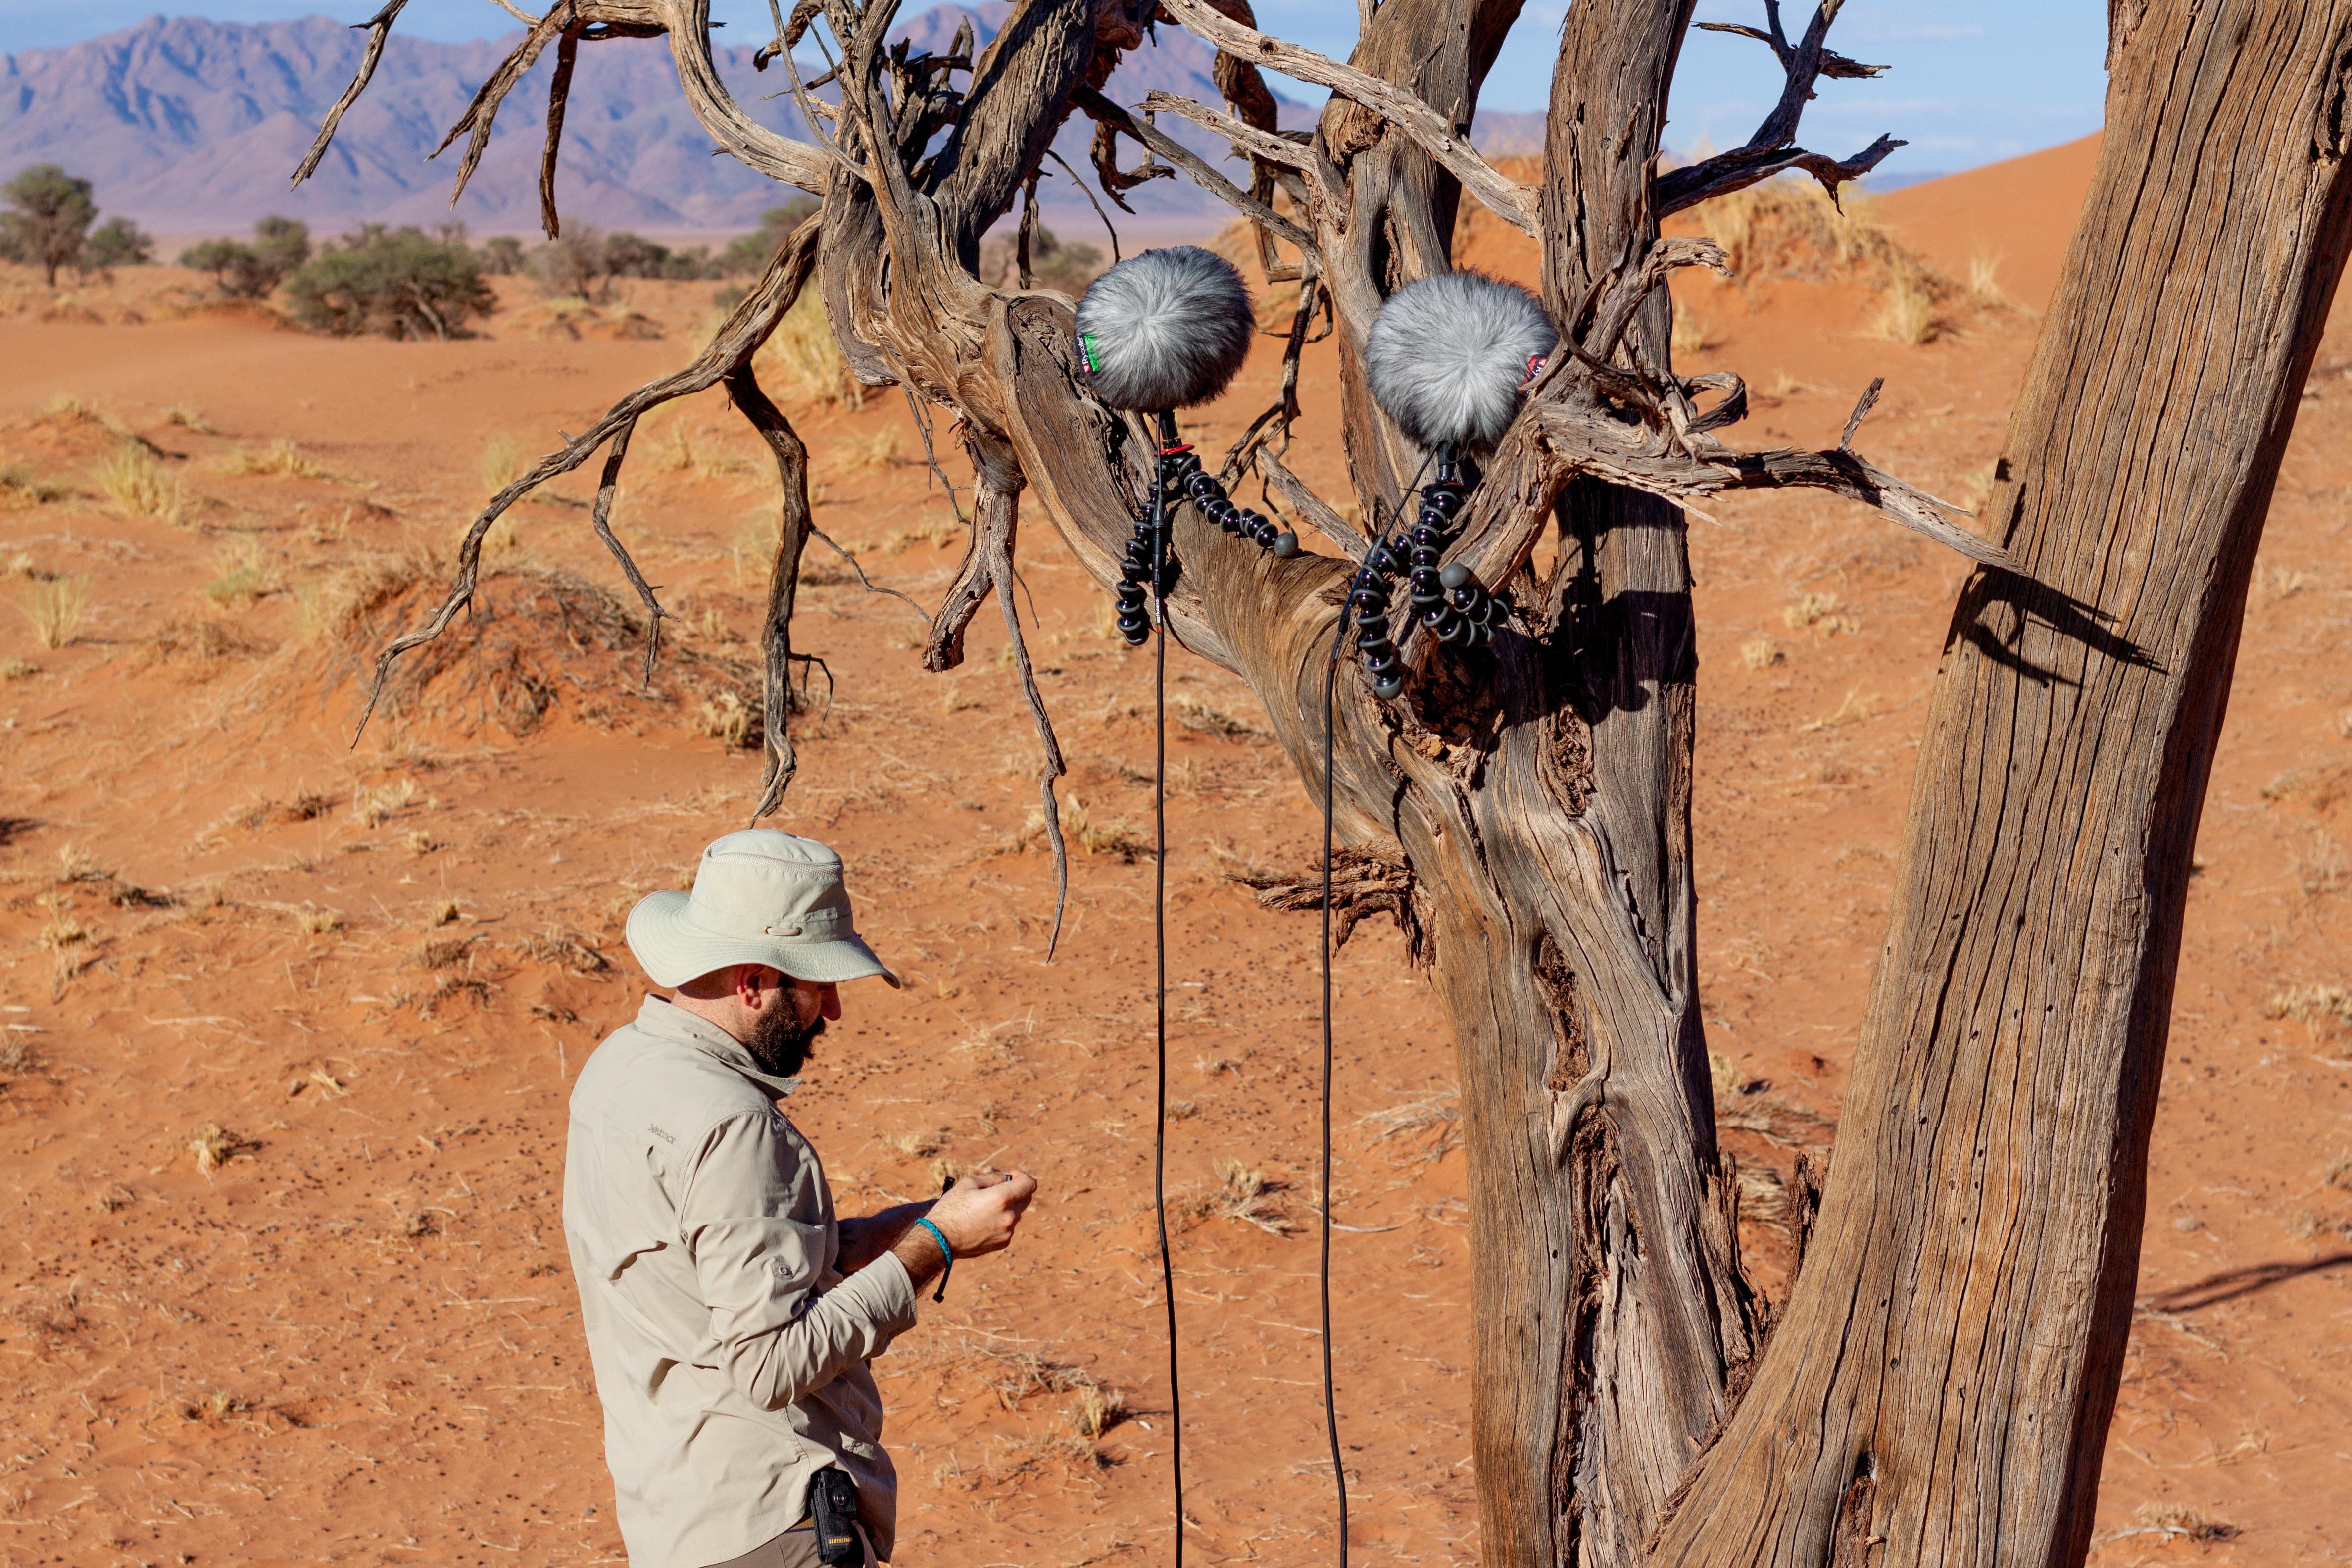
[679,1110,919,1412]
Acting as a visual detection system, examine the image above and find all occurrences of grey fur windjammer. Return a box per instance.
[1364,270,1558,451]
[1075,246,1255,412]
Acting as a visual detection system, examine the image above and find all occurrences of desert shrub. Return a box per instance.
[477,234,528,275]
[604,231,723,281]
[305,551,755,738]
[977,223,1103,295]
[78,215,153,277]
[534,227,613,300]
[284,225,494,340]
[1684,175,1959,343]
[723,198,820,275]
[180,216,311,299]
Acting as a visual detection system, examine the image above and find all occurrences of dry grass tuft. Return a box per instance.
[927,1156,967,1189]
[755,291,866,408]
[181,1389,254,1423]
[693,689,761,749]
[0,461,71,509]
[415,934,477,969]
[161,403,216,433]
[187,1122,254,1176]
[37,893,87,951]
[218,438,339,482]
[1873,266,1937,346]
[1670,308,1716,359]
[145,613,268,675]
[1069,1383,1127,1440]
[1008,793,1152,863]
[295,906,342,936]
[2265,983,2352,1026]
[0,655,34,681]
[479,431,526,492]
[16,575,87,649]
[205,535,276,606]
[1172,691,1260,740]
[1360,1089,1462,1163]
[2126,1503,2239,1543]
[1783,591,1860,637]
[884,1127,946,1159]
[1740,636,1783,670]
[91,1183,135,1214]
[519,927,610,974]
[94,442,186,523]
[1193,1156,1293,1234]
[13,1284,86,1344]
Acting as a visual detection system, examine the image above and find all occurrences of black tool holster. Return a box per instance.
[808,1467,864,1568]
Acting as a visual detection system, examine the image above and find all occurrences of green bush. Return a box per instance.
[283,225,495,340]
[78,215,154,277]
[180,216,310,299]
[532,228,725,298]
[722,198,819,275]
[477,234,528,275]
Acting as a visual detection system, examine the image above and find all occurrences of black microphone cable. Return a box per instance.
[1147,411,1185,1568]
[1314,450,1432,1568]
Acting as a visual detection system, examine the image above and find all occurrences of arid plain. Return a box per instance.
[3,138,2350,1566]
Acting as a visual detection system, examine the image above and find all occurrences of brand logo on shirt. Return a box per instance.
[648,1124,676,1144]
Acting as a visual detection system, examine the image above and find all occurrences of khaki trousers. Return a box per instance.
[703,1520,876,1568]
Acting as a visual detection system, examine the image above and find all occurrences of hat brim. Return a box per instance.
[625,890,902,990]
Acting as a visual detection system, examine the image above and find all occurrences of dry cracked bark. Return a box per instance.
[295,0,2350,1561]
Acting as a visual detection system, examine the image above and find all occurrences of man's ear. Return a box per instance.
[737,964,782,1009]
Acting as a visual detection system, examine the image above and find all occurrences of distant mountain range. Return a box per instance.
[0,10,1560,238]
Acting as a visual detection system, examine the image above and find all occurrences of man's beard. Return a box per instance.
[746,1003,826,1079]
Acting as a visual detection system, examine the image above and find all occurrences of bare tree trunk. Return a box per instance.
[1654,4,2352,1562]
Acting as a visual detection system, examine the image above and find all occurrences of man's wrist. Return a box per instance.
[888,1225,945,1288]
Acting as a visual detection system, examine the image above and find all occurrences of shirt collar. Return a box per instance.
[634,994,802,1098]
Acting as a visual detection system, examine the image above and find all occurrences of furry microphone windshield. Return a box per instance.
[1364,271,1557,451]
[1076,246,1255,412]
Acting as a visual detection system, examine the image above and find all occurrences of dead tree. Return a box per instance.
[299,0,2352,1561]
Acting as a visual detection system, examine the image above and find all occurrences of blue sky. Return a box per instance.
[9,0,2108,176]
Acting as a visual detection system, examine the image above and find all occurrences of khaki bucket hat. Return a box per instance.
[625,830,901,990]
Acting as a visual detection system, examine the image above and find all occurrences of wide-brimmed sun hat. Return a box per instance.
[625,830,901,990]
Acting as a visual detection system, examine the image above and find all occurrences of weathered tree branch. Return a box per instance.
[725,361,816,818]
[1155,0,1538,236]
[1656,0,1903,215]
[1072,87,1319,257]
[291,0,409,188]
[540,20,584,237]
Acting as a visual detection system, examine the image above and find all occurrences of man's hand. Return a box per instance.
[884,1170,1037,1289]
[928,1170,1036,1257]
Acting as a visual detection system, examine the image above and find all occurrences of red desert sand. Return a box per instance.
[1,136,2349,1564]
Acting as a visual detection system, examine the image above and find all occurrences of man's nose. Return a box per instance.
[818,983,842,1021]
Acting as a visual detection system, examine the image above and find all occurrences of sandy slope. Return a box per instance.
[1,140,2349,1568]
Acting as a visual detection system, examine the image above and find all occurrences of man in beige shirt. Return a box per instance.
[565,830,1036,1567]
